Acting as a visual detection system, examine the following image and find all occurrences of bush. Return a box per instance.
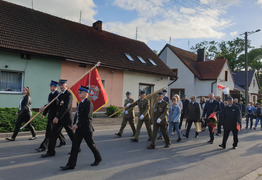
[105,105,122,118]
[0,108,48,133]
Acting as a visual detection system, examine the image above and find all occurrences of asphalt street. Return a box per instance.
[1,120,262,180]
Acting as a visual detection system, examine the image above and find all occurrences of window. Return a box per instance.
[139,83,154,95]
[124,53,134,61]
[225,71,228,81]
[137,56,146,64]
[0,70,24,93]
[148,58,157,66]
[170,89,184,99]
[102,80,106,88]
[170,69,178,80]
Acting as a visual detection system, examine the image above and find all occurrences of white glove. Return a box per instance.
[140,114,144,120]
[157,118,162,123]
[125,110,128,114]
[126,103,130,107]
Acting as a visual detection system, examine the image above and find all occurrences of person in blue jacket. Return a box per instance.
[168,97,181,142]
[245,102,256,129]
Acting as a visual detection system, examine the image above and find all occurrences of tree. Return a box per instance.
[191,38,252,71]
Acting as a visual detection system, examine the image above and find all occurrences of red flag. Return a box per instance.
[237,122,241,132]
[69,68,108,112]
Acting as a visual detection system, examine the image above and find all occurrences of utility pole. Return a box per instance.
[31,0,34,9]
[241,29,261,105]
[244,32,248,105]
[135,27,138,40]
[79,10,82,23]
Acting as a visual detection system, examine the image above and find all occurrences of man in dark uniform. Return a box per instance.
[147,92,170,149]
[35,80,66,152]
[60,86,102,170]
[163,89,169,103]
[130,91,153,142]
[41,79,74,157]
[202,93,220,144]
[115,91,136,137]
[219,97,241,149]
[179,95,189,129]
[215,96,225,136]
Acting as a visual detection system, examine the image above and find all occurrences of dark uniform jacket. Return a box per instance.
[182,99,190,116]
[75,98,94,132]
[56,90,73,123]
[131,98,150,120]
[153,100,169,125]
[18,95,32,116]
[256,107,262,118]
[202,100,220,118]
[123,98,135,119]
[221,104,241,131]
[43,91,59,119]
[185,102,201,122]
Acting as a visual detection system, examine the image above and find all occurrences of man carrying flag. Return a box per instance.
[69,68,108,112]
[219,97,241,149]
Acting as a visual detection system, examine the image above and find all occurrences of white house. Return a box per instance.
[233,71,260,103]
[159,44,235,101]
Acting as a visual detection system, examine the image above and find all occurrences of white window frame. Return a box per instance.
[124,53,134,61]
[137,56,146,64]
[148,58,157,66]
[0,70,24,94]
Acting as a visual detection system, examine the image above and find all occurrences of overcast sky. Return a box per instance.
[5,0,262,53]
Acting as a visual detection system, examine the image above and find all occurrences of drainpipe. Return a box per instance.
[211,80,217,93]
[168,76,178,86]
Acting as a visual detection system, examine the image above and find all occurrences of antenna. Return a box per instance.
[79,10,82,23]
[31,0,34,9]
[136,26,138,40]
[169,37,171,44]
[188,41,190,51]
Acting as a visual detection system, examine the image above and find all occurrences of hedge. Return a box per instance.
[105,105,122,118]
[0,108,48,133]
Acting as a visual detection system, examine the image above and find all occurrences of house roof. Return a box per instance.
[233,71,256,87]
[0,1,174,77]
[160,44,227,80]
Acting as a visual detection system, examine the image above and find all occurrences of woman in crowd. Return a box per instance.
[168,97,182,142]
[6,87,36,141]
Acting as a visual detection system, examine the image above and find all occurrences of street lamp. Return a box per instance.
[241,29,260,105]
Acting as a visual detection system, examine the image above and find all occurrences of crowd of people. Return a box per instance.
[116,90,261,150]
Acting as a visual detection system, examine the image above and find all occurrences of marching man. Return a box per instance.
[60,85,102,170]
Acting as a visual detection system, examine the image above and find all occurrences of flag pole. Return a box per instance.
[20,61,101,130]
[108,88,165,118]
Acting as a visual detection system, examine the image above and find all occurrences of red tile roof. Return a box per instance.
[163,44,227,80]
[0,1,174,77]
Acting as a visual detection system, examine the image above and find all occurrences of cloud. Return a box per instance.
[257,0,262,7]
[200,0,241,5]
[104,0,232,43]
[230,31,238,36]
[5,0,97,25]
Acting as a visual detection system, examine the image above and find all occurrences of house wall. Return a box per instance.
[0,50,61,108]
[159,47,195,99]
[123,71,168,106]
[248,73,260,103]
[61,61,123,108]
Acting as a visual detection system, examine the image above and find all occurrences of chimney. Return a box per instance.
[93,20,102,31]
[197,48,205,62]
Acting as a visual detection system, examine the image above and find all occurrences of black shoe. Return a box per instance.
[41,153,55,158]
[164,143,171,148]
[6,137,15,141]
[176,138,181,142]
[35,147,46,152]
[130,138,138,142]
[157,136,162,140]
[29,136,37,140]
[207,140,213,144]
[183,134,188,138]
[147,145,155,149]
[60,165,74,170]
[219,144,226,149]
[56,142,66,148]
[115,133,122,137]
[147,138,152,141]
[232,146,237,149]
[91,159,102,166]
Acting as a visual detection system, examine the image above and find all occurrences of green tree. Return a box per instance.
[191,38,252,71]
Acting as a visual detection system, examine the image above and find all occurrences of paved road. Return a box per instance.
[1,120,262,180]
